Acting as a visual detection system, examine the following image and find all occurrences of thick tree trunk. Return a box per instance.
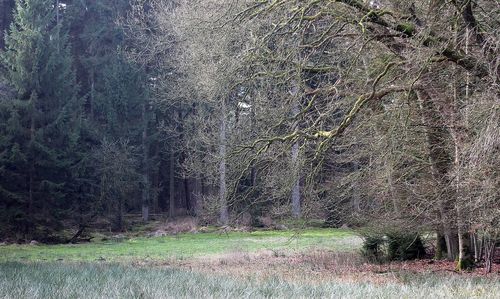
[417,89,460,260]
[457,229,473,270]
[435,232,447,260]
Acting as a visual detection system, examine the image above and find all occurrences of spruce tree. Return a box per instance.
[0,0,80,240]
[69,0,154,224]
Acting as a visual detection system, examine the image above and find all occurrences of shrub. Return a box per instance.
[361,232,426,262]
[361,235,385,262]
[387,233,426,261]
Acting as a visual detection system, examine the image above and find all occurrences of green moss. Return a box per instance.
[396,22,416,36]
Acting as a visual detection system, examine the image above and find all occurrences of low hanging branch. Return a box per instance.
[234,61,419,160]
[228,60,422,205]
[314,61,403,153]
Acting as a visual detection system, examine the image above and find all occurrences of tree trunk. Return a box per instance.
[474,234,484,263]
[454,141,473,270]
[116,195,123,232]
[27,92,36,238]
[453,24,474,271]
[219,99,229,225]
[417,89,459,260]
[169,147,175,219]
[56,0,60,26]
[141,103,149,222]
[435,232,448,260]
[444,229,459,261]
[291,91,301,218]
[151,166,159,214]
[184,177,191,213]
[291,141,301,218]
[484,237,496,274]
[351,162,361,213]
[191,178,202,216]
[457,229,473,270]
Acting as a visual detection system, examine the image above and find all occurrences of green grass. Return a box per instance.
[1,262,498,299]
[0,228,360,263]
[1,229,498,298]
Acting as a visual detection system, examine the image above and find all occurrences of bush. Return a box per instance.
[361,235,386,262]
[387,233,426,261]
[361,232,426,262]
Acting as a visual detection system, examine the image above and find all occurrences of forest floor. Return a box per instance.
[0,227,499,298]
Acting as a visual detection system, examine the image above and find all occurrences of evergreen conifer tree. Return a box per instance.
[0,0,81,239]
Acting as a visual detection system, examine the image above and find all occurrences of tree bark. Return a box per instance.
[191,177,202,216]
[168,147,175,219]
[184,177,191,213]
[457,229,473,270]
[151,166,159,214]
[453,136,473,269]
[291,140,301,218]
[219,98,229,225]
[116,193,124,232]
[417,89,459,260]
[435,232,448,260]
[484,237,496,274]
[141,103,149,222]
[291,86,301,218]
[27,92,36,237]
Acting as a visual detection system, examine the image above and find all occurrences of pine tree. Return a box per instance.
[0,0,81,240]
[0,0,16,49]
[68,0,155,224]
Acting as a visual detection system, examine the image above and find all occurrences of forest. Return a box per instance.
[0,0,499,298]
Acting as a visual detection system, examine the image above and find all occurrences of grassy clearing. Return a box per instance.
[1,262,499,299]
[0,229,359,263]
[1,229,498,298]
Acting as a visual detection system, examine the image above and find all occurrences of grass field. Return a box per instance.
[0,228,499,298]
[1,262,499,299]
[0,229,358,262]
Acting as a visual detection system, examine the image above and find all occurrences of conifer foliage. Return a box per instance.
[0,0,80,239]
